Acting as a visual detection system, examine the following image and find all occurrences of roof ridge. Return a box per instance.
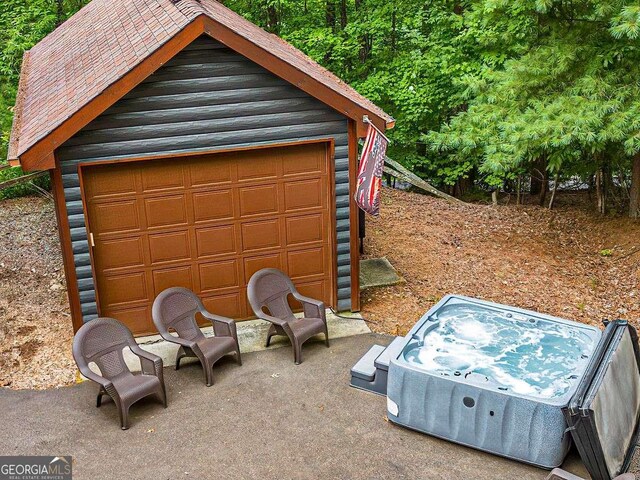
[172,0,207,18]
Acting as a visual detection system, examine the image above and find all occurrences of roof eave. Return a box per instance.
[7,50,31,168]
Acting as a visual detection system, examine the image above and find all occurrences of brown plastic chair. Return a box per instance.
[72,317,167,430]
[247,268,329,364]
[152,287,241,387]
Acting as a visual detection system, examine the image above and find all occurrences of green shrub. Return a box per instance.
[0,166,50,199]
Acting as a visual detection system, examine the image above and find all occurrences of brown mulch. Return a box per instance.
[0,196,75,390]
[361,188,640,337]
[1,189,639,390]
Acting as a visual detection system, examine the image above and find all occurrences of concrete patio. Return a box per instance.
[1,333,590,480]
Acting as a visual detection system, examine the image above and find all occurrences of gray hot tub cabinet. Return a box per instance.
[351,295,640,476]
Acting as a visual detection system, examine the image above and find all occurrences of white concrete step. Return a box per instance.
[121,310,371,373]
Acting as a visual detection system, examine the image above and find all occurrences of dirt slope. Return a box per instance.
[361,188,640,336]
[1,190,639,389]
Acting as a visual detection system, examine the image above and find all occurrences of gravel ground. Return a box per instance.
[1,190,639,390]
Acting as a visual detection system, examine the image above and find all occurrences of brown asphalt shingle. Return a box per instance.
[9,0,392,162]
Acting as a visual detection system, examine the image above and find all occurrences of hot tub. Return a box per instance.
[385,295,601,469]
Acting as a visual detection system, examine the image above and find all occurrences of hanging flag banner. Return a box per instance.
[355,123,389,216]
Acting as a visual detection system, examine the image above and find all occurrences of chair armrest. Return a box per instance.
[256,311,288,327]
[77,364,113,389]
[157,331,197,350]
[130,345,163,376]
[292,293,326,320]
[201,311,237,340]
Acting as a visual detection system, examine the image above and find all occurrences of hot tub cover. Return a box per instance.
[563,320,640,480]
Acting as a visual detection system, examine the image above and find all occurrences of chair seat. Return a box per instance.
[196,336,237,362]
[112,373,162,404]
[287,317,325,343]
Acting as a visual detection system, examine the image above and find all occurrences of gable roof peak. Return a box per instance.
[9,0,393,171]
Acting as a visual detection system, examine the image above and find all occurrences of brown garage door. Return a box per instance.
[81,142,334,335]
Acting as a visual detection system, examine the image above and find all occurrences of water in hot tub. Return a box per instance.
[403,304,596,399]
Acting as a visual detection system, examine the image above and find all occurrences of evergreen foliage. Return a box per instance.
[0,0,639,213]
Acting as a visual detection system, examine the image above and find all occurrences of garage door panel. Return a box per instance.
[241,219,281,251]
[148,230,191,264]
[195,224,237,258]
[237,150,278,181]
[285,214,324,246]
[152,265,193,295]
[189,155,233,187]
[100,272,148,306]
[96,237,145,271]
[192,190,234,222]
[239,184,279,217]
[144,194,187,228]
[289,281,326,311]
[287,247,325,279]
[282,147,322,176]
[199,259,240,292]
[83,142,333,336]
[284,178,323,211]
[140,161,185,192]
[101,306,150,336]
[244,253,283,281]
[91,200,140,234]
[202,293,244,320]
[84,163,137,199]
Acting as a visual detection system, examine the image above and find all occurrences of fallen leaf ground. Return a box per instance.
[361,188,640,337]
[1,189,639,389]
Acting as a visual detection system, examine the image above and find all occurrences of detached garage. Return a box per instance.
[8,0,393,335]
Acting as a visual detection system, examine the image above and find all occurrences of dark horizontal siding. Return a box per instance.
[58,35,353,323]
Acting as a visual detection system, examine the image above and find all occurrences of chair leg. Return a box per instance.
[294,339,302,365]
[157,387,167,408]
[235,345,243,366]
[118,402,130,430]
[265,328,274,348]
[324,326,330,348]
[175,347,186,371]
[96,388,104,408]
[204,360,214,387]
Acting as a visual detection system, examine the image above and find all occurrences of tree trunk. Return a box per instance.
[596,168,606,215]
[538,167,549,206]
[326,0,336,31]
[548,172,560,209]
[492,190,499,206]
[340,0,347,30]
[56,0,64,25]
[630,153,640,219]
[391,8,397,55]
[454,171,474,198]
[530,155,548,200]
[266,4,279,33]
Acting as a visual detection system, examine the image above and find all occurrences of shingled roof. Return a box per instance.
[9,0,394,171]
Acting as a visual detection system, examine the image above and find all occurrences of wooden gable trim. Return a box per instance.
[17,14,391,172]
